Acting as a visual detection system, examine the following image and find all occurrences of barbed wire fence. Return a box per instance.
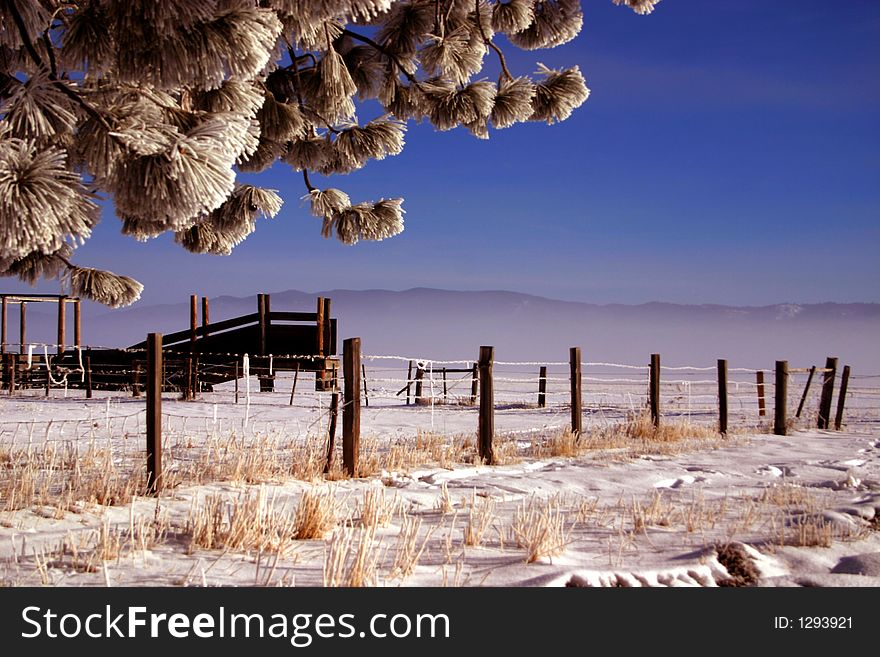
[1,339,878,511]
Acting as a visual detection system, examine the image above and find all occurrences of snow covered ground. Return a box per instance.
[1,372,879,588]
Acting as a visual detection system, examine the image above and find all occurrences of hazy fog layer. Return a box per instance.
[10,289,879,372]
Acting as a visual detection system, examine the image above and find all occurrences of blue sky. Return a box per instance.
[8,0,880,305]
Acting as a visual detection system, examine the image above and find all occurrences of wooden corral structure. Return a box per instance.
[1,293,338,394]
[1,293,82,356]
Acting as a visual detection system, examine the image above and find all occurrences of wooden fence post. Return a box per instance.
[258,294,269,357]
[538,365,547,408]
[201,296,210,337]
[442,367,447,403]
[650,353,661,428]
[2,353,8,391]
[470,363,478,404]
[146,333,163,493]
[834,365,851,431]
[717,359,728,435]
[85,350,92,399]
[362,364,369,407]
[185,356,193,400]
[342,338,361,477]
[817,356,838,429]
[756,370,766,417]
[74,299,81,349]
[315,297,325,390]
[132,363,141,397]
[405,360,413,406]
[57,296,66,355]
[257,294,274,392]
[234,359,239,404]
[1,296,6,356]
[8,353,15,395]
[795,365,817,418]
[478,346,494,464]
[19,301,26,354]
[322,298,332,355]
[414,365,424,404]
[325,392,339,473]
[289,363,300,406]
[774,360,788,436]
[570,348,582,437]
[193,355,199,397]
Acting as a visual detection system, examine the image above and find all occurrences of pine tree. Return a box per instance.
[0,0,659,306]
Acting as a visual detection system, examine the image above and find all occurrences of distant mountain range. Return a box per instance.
[10,288,880,370]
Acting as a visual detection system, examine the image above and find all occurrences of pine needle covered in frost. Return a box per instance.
[327,198,404,244]
[492,0,537,34]
[0,139,97,259]
[529,63,590,124]
[491,76,536,129]
[508,0,583,50]
[175,185,283,255]
[69,267,144,308]
[612,0,662,16]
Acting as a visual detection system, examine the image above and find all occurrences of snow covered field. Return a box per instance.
[1,366,879,587]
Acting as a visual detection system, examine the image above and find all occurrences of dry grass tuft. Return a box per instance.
[434,481,454,514]
[323,525,380,587]
[510,496,568,563]
[185,487,298,555]
[293,487,340,540]
[463,491,496,547]
[390,512,435,580]
[629,491,674,532]
[357,487,398,530]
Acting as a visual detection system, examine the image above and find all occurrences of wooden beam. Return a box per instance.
[146,333,163,493]
[128,313,261,349]
[342,337,361,477]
